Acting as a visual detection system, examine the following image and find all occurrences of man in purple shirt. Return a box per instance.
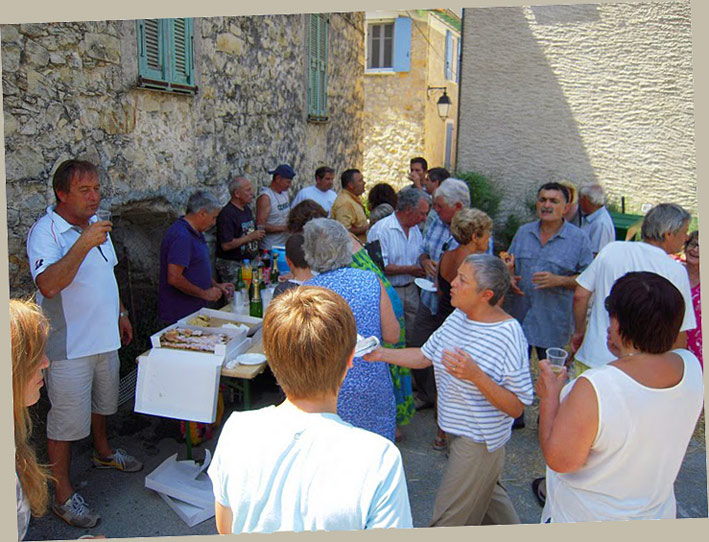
[159,190,234,325]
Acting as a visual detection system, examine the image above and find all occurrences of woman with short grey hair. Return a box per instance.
[302,218,353,272]
[365,253,533,526]
[303,218,401,442]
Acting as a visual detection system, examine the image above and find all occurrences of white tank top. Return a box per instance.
[259,186,290,250]
[543,349,704,522]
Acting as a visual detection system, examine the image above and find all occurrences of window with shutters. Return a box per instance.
[136,18,196,94]
[365,17,411,73]
[307,14,328,122]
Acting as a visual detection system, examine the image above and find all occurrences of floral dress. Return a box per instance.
[687,281,703,370]
[306,267,397,441]
[351,247,415,426]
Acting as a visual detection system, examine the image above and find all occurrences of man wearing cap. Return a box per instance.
[331,168,368,244]
[256,164,294,251]
[290,166,337,214]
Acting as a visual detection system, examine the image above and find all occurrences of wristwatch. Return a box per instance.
[119,310,129,318]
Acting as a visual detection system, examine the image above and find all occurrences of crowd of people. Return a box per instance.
[12,156,704,538]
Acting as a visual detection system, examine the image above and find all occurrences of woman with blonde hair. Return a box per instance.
[12,299,51,540]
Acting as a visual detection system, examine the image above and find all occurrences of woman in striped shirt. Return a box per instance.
[365,254,534,526]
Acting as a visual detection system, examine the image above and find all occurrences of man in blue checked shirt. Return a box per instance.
[410,179,470,426]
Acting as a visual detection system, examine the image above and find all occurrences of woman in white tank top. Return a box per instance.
[536,271,704,522]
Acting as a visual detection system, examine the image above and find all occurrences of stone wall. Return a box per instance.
[363,12,460,191]
[3,13,364,304]
[457,1,696,222]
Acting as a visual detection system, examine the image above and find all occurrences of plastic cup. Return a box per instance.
[261,286,275,313]
[545,347,568,374]
[96,209,112,222]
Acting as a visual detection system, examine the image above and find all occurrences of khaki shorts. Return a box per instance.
[45,350,120,441]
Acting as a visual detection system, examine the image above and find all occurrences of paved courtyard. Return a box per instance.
[26,369,707,540]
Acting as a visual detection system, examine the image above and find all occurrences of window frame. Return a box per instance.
[365,17,411,74]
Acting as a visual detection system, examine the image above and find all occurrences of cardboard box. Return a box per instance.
[146,452,215,527]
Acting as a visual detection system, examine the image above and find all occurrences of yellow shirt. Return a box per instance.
[331,190,368,243]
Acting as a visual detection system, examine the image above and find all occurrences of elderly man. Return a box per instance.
[368,188,429,346]
[571,203,695,371]
[27,159,139,528]
[290,166,337,214]
[256,164,294,251]
[408,156,428,189]
[159,190,233,325]
[507,182,594,362]
[331,168,368,243]
[208,286,412,533]
[215,176,265,284]
[578,183,615,256]
[411,179,470,412]
[366,255,533,526]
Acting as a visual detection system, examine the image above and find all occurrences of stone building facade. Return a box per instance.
[456,1,697,222]
[363,9,460,191]
[2,13,364,315]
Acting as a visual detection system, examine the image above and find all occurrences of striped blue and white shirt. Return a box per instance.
[421,309,534,452]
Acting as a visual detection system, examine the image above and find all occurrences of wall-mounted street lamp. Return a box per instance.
[427,86,452,121]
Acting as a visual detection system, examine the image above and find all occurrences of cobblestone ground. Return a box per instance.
[26,369,707,540]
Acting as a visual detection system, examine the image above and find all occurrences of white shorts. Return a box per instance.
[45,350,120,441]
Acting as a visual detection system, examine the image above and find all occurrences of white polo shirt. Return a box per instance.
[367,212,423,287]
[575,241,696,368]
[27,206,121,361]
[290,185,337,215]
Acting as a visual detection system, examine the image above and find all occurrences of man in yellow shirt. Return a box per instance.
[331,168,368,244]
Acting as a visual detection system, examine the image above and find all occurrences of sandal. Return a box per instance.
[432,431,448,451]
[532,477,547,507]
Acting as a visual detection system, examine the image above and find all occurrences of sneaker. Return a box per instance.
[93,448,143,472]
[52,493,100,528]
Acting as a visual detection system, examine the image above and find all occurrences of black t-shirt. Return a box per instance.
[216,202,258,261]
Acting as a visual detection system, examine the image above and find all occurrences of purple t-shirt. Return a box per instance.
[158,217,213,324]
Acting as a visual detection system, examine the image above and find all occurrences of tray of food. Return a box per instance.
[150,322,251,359]
[178,308,261,332]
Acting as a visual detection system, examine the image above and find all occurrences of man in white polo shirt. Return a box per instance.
[571,203,696,370]
[290,166,337,214]
[367,188,429,346]
[26,160,141,529]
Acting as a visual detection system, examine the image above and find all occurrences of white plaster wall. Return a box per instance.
[457,1,696,219]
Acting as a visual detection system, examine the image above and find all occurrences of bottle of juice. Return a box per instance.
[242,259,252,290]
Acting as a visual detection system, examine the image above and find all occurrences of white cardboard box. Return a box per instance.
[134,348,223,423]
[146,452,215,527]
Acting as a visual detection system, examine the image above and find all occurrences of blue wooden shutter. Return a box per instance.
[456,37,461,84]
[444,30,452,80]
[137,19,165,82]
[444,122,454,170]
[392,17,411,72]
[168,18,193,86]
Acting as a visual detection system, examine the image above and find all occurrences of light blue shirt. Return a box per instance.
[507,220,593,348]
[581,206,616,255]
[209,405,412,533]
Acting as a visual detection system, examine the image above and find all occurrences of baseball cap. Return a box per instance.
[268,164,296,179]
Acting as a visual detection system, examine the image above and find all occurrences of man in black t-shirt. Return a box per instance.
[215,176,265,284]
